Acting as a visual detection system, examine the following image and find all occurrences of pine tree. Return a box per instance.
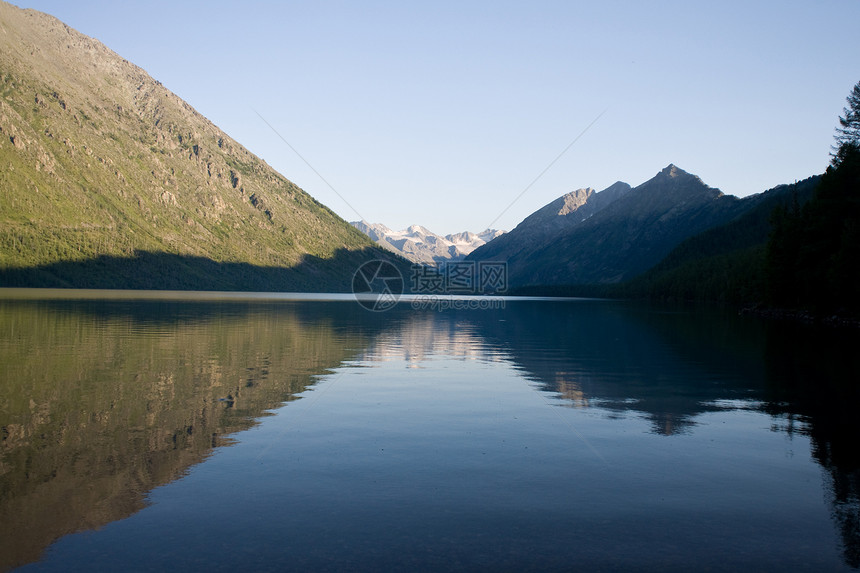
[833,80,860,164]
[767,79,860,312]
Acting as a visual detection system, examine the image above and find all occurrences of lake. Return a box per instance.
[1,291,859,572]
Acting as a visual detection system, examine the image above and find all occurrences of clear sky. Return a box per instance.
[10,0,860,234]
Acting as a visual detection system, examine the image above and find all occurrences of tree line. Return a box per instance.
[766,81,860,314]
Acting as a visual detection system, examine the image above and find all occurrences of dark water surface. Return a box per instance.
[1,293,859,571]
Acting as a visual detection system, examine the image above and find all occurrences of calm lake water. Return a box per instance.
[1,291,859,572]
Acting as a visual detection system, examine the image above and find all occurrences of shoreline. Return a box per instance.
[739,304,860,329]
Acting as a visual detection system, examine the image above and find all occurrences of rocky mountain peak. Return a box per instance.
[661,164,682,177]
[652,164,706,188]
[512,181,632,235]
[407,224,429,235]
[556,188,595,216]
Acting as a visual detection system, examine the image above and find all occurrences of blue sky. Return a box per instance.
[12,1,860,234]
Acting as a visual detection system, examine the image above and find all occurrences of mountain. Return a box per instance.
[0,2,401,291]
[351,221,504,265]
[471,181,631,262]
[618,176,821,303]
[467,165,754,287]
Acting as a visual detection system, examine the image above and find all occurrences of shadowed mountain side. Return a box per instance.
[616,176,821,303]
[469,166,752,288]
[0,247,411,292]
[0,299,403,572]
[471,181,632,263]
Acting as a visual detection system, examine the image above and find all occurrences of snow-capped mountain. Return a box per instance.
[351,221,505,265]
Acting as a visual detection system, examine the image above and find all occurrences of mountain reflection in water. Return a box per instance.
[0,299,374,570]
[1,296,858,571]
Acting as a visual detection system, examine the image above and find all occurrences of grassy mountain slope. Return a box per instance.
[0,2,399,291]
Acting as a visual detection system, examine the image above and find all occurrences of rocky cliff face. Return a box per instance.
[0,2,393,290]
[351,221,505,265]
[468,165,751,286]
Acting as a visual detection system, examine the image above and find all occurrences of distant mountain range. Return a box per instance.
[0,1,404,291]
[351,221,504,265]
[468,165,774,288]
